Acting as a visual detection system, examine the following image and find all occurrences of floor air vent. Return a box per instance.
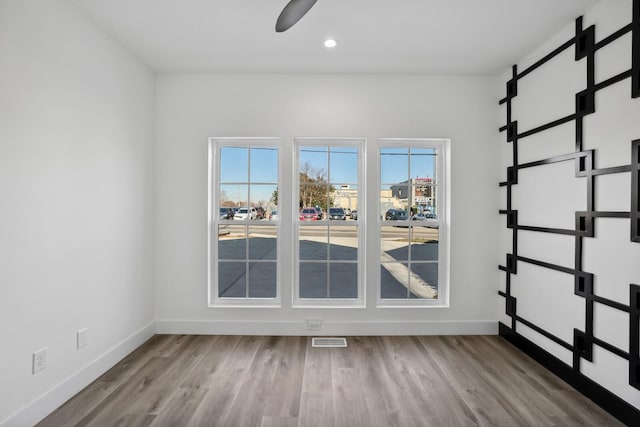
[312,337,347,348]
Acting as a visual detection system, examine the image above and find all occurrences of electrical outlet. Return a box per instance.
[306,318,323,331]
[77,328,88,349]
[32,348,47,374]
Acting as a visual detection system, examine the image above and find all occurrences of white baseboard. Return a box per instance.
[1,322,155,427]
[154,319,498,336]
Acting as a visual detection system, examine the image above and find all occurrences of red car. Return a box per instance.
[299,207,319,221]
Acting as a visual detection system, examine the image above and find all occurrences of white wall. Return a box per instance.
[497,0,640,411]
[154,73,501,334]
[0,0,156,424]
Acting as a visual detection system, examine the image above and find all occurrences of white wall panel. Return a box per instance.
[517,121,575,164]
[511,263,584,345]
[512,160,587,229]
[584,218,640,305]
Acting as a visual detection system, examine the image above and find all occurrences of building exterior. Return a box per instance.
[390,178,436,212]
[331,184,358,211]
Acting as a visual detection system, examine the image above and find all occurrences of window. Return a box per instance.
[294,139,364,307]
[378,139,449,306]
[208,137,448,309]
[208,138,281,306]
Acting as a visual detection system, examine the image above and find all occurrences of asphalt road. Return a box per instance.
[219,222,438,239]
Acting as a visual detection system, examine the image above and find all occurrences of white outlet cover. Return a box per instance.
[77,328,88,349]
[32,348,47,374]
[306,318,323,330]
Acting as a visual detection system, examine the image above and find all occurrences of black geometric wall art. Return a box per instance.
[633,0,640,98]
[498,2,640,424]
[633,140,640,242]
[630,284,640,390]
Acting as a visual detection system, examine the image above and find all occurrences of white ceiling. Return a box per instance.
[71,0,600,75]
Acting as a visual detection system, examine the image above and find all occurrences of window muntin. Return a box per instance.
[294,140,363,306]
[379,140,448,306]
[209,139,280,306]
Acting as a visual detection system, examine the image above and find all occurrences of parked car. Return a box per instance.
[300,207,319,221]
[328,207,346,220]
[344,208,352,218]
[219,207,234,219]
[234,207,257,220]
[385,209,408,221]
[411,212,438,228]
[270,210,278,221]
[351,210,358,220]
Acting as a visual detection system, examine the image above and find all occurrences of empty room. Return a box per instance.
[1,0,639,425]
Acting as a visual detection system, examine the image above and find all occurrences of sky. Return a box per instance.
[217,146,436,206]
[380,147,437,184]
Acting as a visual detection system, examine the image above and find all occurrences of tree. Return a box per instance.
[298,161,334,211]
[219,189,236,207]
[271,189,278,206]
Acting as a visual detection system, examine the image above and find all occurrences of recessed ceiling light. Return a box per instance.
[324,38,337,48]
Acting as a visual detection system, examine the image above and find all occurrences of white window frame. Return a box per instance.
[376,138,450,308]
[293,138,366,308]
[208,137,282,307]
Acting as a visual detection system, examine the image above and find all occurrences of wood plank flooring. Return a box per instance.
[38,335,622,427]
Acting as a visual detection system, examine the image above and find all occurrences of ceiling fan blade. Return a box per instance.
[275,0,318,32]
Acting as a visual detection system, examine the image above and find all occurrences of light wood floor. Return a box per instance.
[38,335,622,427]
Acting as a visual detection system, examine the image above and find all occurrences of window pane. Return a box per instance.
[249,147,278,183]
[329,226,358,261]
[410,227,439,261]
[299,226,327,260]
[300,147,328,182]
[220,147,248,182]
[332,184,357,215]
[233,205,257,221]
[220,184,247,208]
[250,184,278,217]
[413,183,437,215]
[380,263,410,299]
[381,226,409,261]
[218,262,246,297]
[218,225,246,260]
[330,147,358,184]
[410,148,437,184]
[380,185,394,217]
[330,263,358,298]
[299,263,327,298]
[409,263,438,299]
[248,262,277,298]
[249,226,277,260]
[218,206,236,220]
[380,147,408,183]
[389,185,409,211]
[299,184,329,213]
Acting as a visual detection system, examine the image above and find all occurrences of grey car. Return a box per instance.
[328,207,346,220]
